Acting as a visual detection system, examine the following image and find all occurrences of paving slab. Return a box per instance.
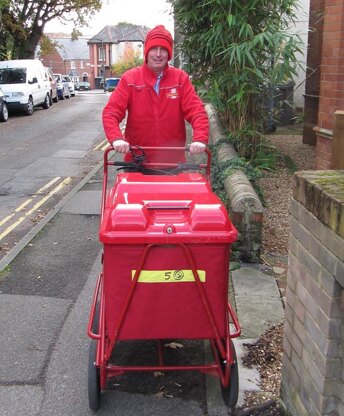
[61,190,102,215]
[232,267,284,338]
[234,338,260,407]
[0,294,71,383]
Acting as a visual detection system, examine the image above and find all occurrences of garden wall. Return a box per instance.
[280,170,344,416]
[206,104,264,262]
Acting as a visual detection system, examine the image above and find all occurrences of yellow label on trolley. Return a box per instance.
[131,269,206,283]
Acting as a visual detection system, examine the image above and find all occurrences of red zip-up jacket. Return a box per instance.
[102,62,209,163]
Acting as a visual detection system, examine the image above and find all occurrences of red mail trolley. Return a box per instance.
[87,146,241,411]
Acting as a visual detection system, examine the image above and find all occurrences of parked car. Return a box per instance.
[54,74,70,100]
[62,75,75,97]
[75,81,91,91]
[105,77,120,92]
[45,67,58,105]
[0,87,9,122]
[0,59,50,115]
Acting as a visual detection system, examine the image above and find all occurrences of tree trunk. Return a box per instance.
[18,26,44,59]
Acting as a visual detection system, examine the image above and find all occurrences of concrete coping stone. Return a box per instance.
[206,103,228,144]
[224,170,263,213]
[293,170,344,238]
[206,103,264,214]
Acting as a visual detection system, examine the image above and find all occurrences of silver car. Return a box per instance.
[62,75,75,97]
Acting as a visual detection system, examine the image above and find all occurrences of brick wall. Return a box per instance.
[302,0,324,146]
[314,0,344,169]
[281,170,344,416]
[40,51,65,74]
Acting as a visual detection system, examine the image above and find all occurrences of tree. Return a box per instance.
[173,0,303,158]
[111,44,143,76]
[71,28,83,41]
[1,0,102,60]
[0,0,16,59]
[38,35,59,58]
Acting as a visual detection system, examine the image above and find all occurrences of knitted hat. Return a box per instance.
[144,25,173,60]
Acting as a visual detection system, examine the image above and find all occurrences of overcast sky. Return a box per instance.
[45,0,174,37]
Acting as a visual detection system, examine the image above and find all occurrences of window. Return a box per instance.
[80,60,84,69]
[98,46,105,61]
[0,68,27,84]
[71,61,76,69]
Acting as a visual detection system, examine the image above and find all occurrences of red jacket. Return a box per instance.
[102,62,209,163]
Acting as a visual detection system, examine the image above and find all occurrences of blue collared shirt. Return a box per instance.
[153,73,163,95]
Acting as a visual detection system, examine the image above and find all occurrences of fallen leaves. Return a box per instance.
[164,342,184,349]
[154,386,174,399]
[240,323,285,415]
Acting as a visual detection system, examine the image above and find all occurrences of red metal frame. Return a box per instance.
[88,146,241,391]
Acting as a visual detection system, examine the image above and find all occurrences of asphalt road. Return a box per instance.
[0,91,108,261]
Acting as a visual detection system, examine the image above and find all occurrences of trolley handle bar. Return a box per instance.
[101,146,211,223]
[178,162,204,171]
[112,161,205,171]
[104,146,211,170]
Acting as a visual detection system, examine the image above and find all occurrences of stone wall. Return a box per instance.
[281,170,344,416]
[206,104,264,263]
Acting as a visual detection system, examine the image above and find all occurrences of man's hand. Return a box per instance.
[112,139,130,153]
[189,141,206,155]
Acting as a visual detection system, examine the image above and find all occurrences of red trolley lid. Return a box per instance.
[99,172,237,244]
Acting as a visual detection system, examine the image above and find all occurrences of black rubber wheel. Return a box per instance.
[26,97,34,115]
[88,340,101,411]
[42,94,50,109]
[92,301,100,334]
[221,340,239,408]
[0,101,8,122]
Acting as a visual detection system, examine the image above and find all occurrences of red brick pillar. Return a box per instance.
[314,0,344,169]
[302,0,324,146]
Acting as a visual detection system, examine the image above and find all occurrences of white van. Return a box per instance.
[0,59,50,115]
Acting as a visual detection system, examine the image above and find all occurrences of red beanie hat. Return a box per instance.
[144,25,173,60]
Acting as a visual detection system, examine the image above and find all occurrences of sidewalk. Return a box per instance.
[0,159,285,415]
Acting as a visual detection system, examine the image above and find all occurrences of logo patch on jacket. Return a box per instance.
[167,88,179,99]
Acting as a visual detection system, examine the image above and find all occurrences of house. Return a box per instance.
[88,23,150,89]
[40,34,92,83]
[303,0,344,169]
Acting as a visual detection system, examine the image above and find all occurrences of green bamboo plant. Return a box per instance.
[173,0,303,160]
